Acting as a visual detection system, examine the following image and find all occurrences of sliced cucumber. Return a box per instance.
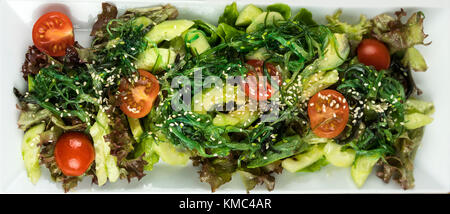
[145,20,195,44]
[235,4,263,27]
[22,123,45,184]
[132,16,152,28]
[127,116,143,141]
[282,145,324,173]
[135,48,176,72]
[301,69,339,99]
[213,104,259,128]
[183,28,211,55]
[192,84,246,114]
[152,142,190,166]
[351,154,381,188]
[246,12,284,33]
[245,47,270,61]
[324,142,356,167]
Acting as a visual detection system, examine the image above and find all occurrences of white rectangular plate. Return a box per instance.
[1,0,449,193]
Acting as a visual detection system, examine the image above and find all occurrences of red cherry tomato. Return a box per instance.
[307,89,350,138]
[54,132,95,176]
[241,60,282,101]
[32,12,74,56]
[119,70,160,118]
[357,38,391,70]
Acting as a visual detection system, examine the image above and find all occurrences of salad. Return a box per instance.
[15,2,434,192]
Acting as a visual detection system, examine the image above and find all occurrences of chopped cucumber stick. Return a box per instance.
[246,12,284,33]
[324,142,356,167]
[351,154,381,188]
[22,123,45,184]
[136,48,176,72]
[282,145,324,173]
[127,116,144,141]
[235,4,263,26]
[145,20,195,44]
[184,29,211,55]
[153,142,190,166]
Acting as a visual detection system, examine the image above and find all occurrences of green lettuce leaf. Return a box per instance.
[218,2,239,26]
[326,9,372,42]
[292,8,317,26]
[267,3,291,20]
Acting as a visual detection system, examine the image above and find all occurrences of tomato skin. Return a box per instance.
[54,132,95,177]
[119,70,160,118]
[357,39,391,71]
[307,89,350,139]
[32,12,74,57]
[241,60,282,101]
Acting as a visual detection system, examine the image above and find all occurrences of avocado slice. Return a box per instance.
[135,48,176,72]
[132,16,152,28]
[183,28,211,55]
[235,4,263,27]
[246,12,284,33]
[145,20,195,44]
[127,116,144,141]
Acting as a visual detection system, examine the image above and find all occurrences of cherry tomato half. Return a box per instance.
[241,60,282,101]
[32,12,75,57]
[119,70,160,118]
[54,132,95,177]
[357,38,390,71]
[307,89,350,138]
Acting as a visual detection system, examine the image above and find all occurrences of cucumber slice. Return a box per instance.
[135,48,176,72]
[282,145,324,173]
[183,28,211,55]
[152,142,190,166]
[324,142,356,167]
[235,4,263,27]
[213,104,258,128]
[127,116,143,141]
[192,84,246,114]
[351,154,381,188]
[245,47,270,61]
[246,12,284,33]
[132,16,152,28]
[145,20,195,44]
[22,123,45,184]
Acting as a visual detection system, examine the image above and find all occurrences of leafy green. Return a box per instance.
[376,128,424,189]
[337,64,406,156]
[217,23,245,42]
[372,9,429,53]
[267,3,292,20]
[218,2,239,26]
[293,8,317,26]
[326,9,372,42]
[22,123,45,184]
